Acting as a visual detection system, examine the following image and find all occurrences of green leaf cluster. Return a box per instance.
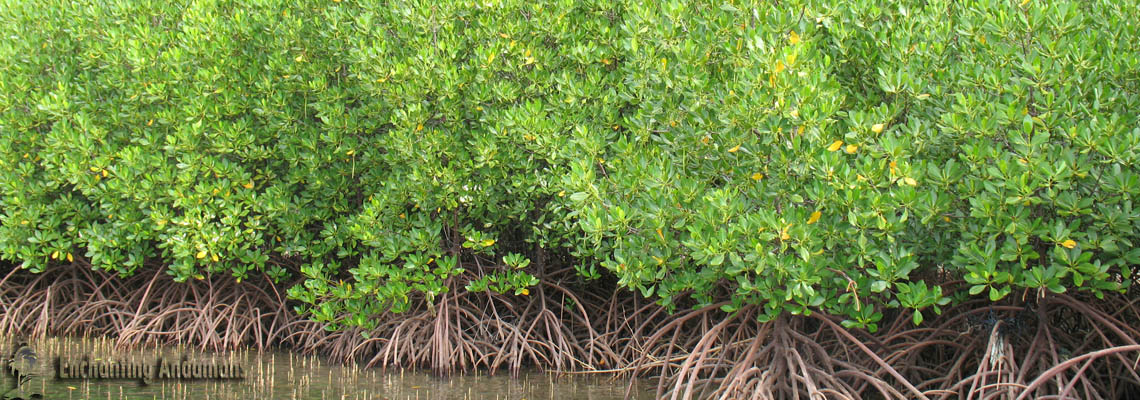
[2,0,1137,330]
[561,0,1139,328]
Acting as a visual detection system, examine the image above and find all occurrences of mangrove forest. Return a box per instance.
[2,0,1139,398]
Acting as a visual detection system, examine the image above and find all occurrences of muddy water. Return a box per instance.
[1,336,652,399]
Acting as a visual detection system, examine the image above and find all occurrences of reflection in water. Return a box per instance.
[1,336,650,400]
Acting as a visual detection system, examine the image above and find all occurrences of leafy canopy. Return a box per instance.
[1,0,1137,331]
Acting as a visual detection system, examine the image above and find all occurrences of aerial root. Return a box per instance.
[0,263,294,351]
[619,289,1140,399]
[1,262,1138,399]
[626,308,906,400]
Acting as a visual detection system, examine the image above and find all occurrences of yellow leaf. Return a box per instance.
[147,119,153,126]
[788,30,800,45]
[807,211,822,225]
[871,123,884,134]
[346,149,355,156]
[195,250,207,259]
[242,181,254,189]
[845,144,858,154]
[67,253,73,262]
[51,250,59,259]
[520,288,530,296]
[701,136,710,144]
[943,216,951,222]
[294,54,303,62]
[903,177,917,186]
[101,169,108,177]
[774,60,786,74]
[656,228,664,241]
[487,52,496,64]
[661,57,667,69]
[1060,239,1076,249]
[416,123,423,132]
[751,172,764,181]
[399,213,405,219]
[728,144,741,153]
[211,253,219,262]
[889,160,898,173]
[1019,0,1030,6]
[797,126,804,135]
[827,140,843,152]
[481,239,496,247]
[653,256,664,265]
[90,166,101,172]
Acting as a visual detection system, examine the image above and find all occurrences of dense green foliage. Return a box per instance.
[566,0,1140,329]
[2,0,1137,331]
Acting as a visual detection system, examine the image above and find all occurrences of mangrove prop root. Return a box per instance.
[1,262,1138,399]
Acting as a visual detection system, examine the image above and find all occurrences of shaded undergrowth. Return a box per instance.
[2,262,1138,399]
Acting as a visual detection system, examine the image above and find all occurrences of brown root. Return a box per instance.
[0,262,297,351]
[2,261,1138,399]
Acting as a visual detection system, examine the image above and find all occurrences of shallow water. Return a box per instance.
[1,336,651,399]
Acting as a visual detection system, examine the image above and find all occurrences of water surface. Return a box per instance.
[1,336,651,399]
